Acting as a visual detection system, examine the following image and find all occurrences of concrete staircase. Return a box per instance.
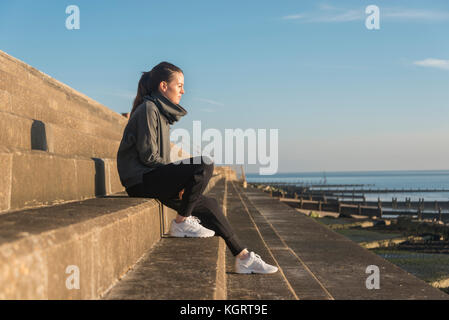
[0,50,125,212]
[102,179,228,300]
[0,49,220,299]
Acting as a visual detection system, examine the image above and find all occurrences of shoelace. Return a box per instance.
[186,216,201,227]
[242,252,262,264]
[253,253,262,263]
[251,253,270,268]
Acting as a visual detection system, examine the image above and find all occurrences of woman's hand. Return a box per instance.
[178,189,185,200]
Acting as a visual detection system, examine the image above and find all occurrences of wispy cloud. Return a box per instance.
[414,58,449,71]
[312,9,362,23]
[194,97,225,106]
[281,5,363,23]
[318,3,335,11]
[199,108,216,113]
[383,8,449,21]
[281,4,449,23]
[282,14,306,21]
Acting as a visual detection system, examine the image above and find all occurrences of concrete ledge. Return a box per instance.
[0,71,124,142]
[0,196,163,299]
[0,145,224,214]
[0,175,225,299]
[0,152,13,212]
[0,51,126,139]
[102,177,228,300]
[0,148,123,213]
[0,109,121,158]
[102,237,226,300]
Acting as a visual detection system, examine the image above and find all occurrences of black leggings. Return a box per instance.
[125,156,246,256]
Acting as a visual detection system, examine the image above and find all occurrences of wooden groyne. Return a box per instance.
[279,198,449,221]
[251,183,449,221]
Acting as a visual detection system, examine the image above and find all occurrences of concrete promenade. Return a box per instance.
[104,179,449,300]
[238,182,448,299]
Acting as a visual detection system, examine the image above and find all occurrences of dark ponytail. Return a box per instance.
[131,62,183,116]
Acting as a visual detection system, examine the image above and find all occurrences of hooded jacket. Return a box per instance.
[116,91,187,189]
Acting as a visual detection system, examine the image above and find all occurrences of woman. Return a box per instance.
[117,62,278,274]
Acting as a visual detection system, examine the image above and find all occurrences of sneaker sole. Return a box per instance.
[170,231,215,238]
[236,270,278,274]
[235,267,279,274]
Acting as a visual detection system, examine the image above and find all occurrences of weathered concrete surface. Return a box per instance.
[0,49,235,300]
[104,158,126,195]
[0,195,162,299]
[102,237,225,300]
[0,111,33,150]
[0,49,128,213]
[225,181,298,300]
[0,89,12,113]
[0,172,225,299]
[0,149,129,214]
[0,145,223,215]
[46,122,120,158]
[103,178,227,300]
[239,183,449,300]
[0,151,13,212]
[10,150,78,210]
[1,49,221,214]
[0,51,126,139]
[228,181,330,300]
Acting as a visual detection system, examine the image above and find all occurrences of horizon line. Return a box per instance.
[244,168,449,175]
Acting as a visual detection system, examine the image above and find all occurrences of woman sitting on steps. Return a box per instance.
[116,61,278,274]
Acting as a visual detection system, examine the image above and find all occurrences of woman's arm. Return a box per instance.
[135,105,165,167]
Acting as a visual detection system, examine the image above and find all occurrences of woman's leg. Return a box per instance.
[162,195,247,257]
[125,156,246,256]
[136,156,214,217]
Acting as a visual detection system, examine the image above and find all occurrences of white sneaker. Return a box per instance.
[169,216,215,238]
[235,251,279,274]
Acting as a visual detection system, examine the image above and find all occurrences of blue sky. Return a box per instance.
[1,0,448,173]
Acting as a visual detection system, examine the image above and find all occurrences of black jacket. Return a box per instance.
[116,92,187,189]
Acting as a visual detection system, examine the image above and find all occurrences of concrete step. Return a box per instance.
[238,183,449,300]
[225,180,298,299]
[102,178,227,300]
[0,110,120,159]
[0,145,217,216]
[0,173,223,299]
[102,237,226,300]
[0,148,122,213]
[0,195,164,299]
[0,51,126,141]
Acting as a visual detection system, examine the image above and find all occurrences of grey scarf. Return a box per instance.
[144,91,187,125]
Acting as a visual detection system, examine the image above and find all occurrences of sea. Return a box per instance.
[246,170,449,202]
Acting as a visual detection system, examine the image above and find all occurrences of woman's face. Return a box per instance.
[159,72,185,105]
